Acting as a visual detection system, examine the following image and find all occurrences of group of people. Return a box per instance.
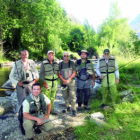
[9,49,119,140]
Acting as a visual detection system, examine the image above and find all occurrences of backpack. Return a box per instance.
[18,105,25,135]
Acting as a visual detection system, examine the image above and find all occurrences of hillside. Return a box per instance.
[130,14,140,38]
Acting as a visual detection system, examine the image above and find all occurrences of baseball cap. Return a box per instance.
[47,50,54,55]
[103,49,110,53]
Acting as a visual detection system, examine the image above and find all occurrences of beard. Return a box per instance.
[81,57,87,60]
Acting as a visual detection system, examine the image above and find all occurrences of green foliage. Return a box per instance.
[74,58,140,140]
[8,50,20,61]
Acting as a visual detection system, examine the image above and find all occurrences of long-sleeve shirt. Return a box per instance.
[96,59,119,79]
[9,59,39,86]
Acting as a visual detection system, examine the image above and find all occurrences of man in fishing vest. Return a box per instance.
[22,83,54,140]
[9,50,39,113]
[40,50,59,115]
[58,52,77,116]
[96,49,119,108]
[76,50,95,111]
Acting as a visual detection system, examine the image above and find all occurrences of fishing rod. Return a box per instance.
[99,56,140,77]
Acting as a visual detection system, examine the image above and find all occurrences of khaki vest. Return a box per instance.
[76,59,93,80]
[99,57,116,87]
[43,59,59,81]
[25,93,47,117]
[13,59,38,82]
[60,60,73,80]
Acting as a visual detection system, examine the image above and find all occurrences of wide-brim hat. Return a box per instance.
[78,50,89,56]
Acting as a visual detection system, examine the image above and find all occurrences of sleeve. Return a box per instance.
[96,60,102,77]
[22,100,30,113]
[115,59,119,79]
[43,94,51,105]
[39,62,45,82]
[9,63,19,86]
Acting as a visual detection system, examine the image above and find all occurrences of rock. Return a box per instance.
[119,89,132,97]
[90,112,105,120]
[122,94,135,102]
[5,90,13,96]
[0,97,13,115]
[104,106,112,112]
[91,118,107,126]
[90,112,107,126]
[2,79,16,89]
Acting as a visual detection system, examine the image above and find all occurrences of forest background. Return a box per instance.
[0,0,140,62]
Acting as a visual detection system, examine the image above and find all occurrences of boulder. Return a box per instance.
[119,89,132,97]
[90,112,107,126]
[5,90,13,96]
[0,97,13,115]
[2,79,16,89]
[122,94,135,102]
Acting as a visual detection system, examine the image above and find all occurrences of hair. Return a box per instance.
[20,49,29,56]
[63,52,69,56]
[32,83,41,89]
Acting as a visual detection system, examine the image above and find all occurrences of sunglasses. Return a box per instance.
[104,53,109,55]
[64,55,69,57]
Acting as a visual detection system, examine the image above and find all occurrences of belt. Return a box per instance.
[77,77,90,81]
[45,78,58,81]
[22,81,33,84]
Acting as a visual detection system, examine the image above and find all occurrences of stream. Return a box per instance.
[0,66,12,96]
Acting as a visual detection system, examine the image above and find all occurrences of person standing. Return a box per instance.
[22,83,54,140]
[58,52,77,116]
[96,49,119,108]
[9,50,39,112]
[39,50,59,115]
[76,50,95,111]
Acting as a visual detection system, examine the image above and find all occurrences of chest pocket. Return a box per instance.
[86,63,92,70]
[44,64,53,76]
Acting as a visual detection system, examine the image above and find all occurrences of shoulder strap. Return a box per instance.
[60,61,63,70]
[86,59,90,64]
[77,59,81,65]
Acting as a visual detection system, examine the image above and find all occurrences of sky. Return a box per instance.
[57,0,140,30]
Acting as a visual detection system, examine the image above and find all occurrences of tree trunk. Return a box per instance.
[0,24,3,51]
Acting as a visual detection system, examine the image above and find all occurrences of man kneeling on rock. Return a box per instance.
[22,83,54,140]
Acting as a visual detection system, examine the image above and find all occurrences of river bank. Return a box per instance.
[0,89,79,140]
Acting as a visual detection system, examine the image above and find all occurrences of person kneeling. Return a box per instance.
[22,83,54,140]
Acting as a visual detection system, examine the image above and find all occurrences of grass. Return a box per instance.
[74,57,140,140]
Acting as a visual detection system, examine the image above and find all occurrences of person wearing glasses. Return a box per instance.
[40,50,59,115]
[96,49,119,108]
[9,50,39,113]
[76,50,95,111]
[58,52,77,116]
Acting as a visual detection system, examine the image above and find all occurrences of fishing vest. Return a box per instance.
[99,57,116,87]
[13,59,38,82]
[76,59,93,80]
[60,60,73,80]
[25,93,47,117]
[42,59,59,81]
